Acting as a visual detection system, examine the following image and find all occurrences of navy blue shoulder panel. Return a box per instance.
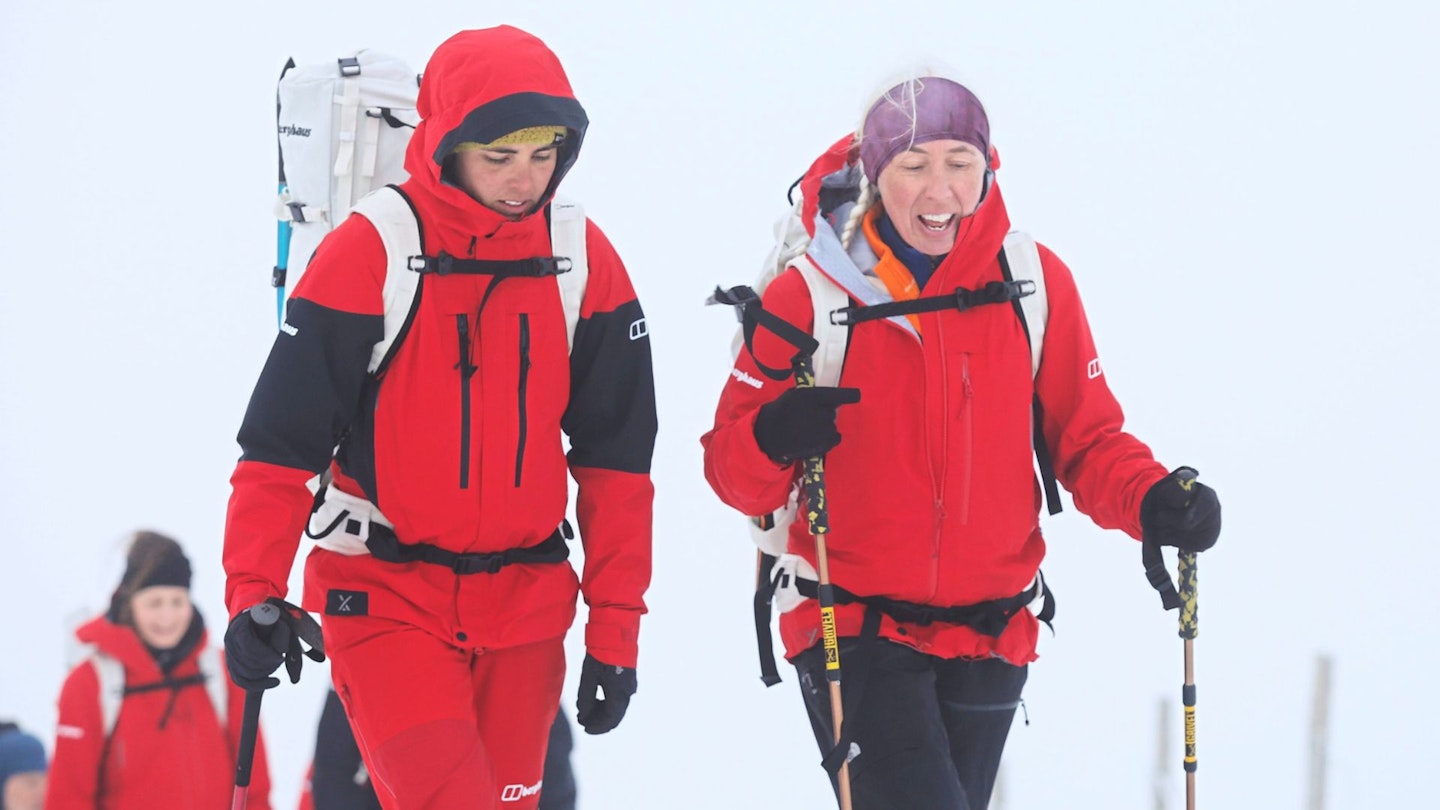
[563,299,656,474]
[237,297,383,476]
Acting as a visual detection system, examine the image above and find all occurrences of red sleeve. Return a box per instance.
[1033,245,1167,538]
[701,267,811,516]
[564,222,656,668]
[223,216,387,617]
[43,663,103,810]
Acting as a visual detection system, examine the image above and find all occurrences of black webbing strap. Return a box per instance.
[754,552,784,687]
[796,576,1054,638]
[408,253,573,278]
[122,673,207,697]
[755,571,1055,699]
[1142,537,1183,610]
[998,248,1063,516]
[366,107,415,130]
[365,520,573,575]
[708,285,818,381]
[830,279,1035,326]
[820,607,882,777]
[1031,397,1062,516]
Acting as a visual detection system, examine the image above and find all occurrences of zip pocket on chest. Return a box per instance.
[514,313,531,487]
[456,314,476,489]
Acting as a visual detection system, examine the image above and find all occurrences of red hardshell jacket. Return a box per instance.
[224,27,656,667]
[45,616,271,810]
[702,138,1167,665]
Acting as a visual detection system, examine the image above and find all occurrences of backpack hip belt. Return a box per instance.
[305,482,573,575]
[765,555,1054,636]
[792,570,1055,637]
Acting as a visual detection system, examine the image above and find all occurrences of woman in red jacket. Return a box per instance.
[702,75,1221,809]
[46,531,271,810]
[223,25,655,810]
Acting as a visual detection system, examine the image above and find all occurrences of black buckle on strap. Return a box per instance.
[450,553,505,575]
[338,57,361,77]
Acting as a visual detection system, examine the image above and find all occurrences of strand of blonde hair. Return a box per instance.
[839,173,875,251]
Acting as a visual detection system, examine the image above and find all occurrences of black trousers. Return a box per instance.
[794,638,1027,810]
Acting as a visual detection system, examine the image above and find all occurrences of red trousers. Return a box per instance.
[325,616,566,809]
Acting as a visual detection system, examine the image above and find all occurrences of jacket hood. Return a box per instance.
[405,26,589,229]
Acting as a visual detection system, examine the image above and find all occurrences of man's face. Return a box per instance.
[451,142,559,219]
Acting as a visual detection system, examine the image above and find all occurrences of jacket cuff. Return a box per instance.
[227,583,279,622]
[585,608,641,668]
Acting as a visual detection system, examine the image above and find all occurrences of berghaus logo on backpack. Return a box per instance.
[278,123,312,138]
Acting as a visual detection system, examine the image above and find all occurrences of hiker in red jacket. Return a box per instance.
[702,74,1221,809]
[46,532,271,810]
[222,25,655,809]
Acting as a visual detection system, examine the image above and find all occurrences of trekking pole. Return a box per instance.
[232,601,281,810]
[793,353,854,810]
[1179,548,1198,810]
[1174,467,1201,810]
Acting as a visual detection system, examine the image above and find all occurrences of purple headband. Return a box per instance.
[858,77,990,185]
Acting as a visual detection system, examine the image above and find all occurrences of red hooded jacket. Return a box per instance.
[45,616,271,810]
[224,27,656,667]
[702,138,1167,665]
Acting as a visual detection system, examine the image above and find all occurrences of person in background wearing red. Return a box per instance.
[46,531,271,809]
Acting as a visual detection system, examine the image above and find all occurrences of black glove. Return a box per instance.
[225,601,322,690]
[752,386,862,464]
[1141,467,1222,553]
[575,653,637,735]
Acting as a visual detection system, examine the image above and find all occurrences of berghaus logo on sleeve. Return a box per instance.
[278,124,312,137]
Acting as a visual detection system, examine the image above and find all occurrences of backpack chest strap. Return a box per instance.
[407,253,574,278]
[831,279,1035,326]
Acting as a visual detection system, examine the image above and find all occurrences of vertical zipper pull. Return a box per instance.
[455,314,475,376]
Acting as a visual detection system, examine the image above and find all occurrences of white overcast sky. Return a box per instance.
[2,1,1437,808]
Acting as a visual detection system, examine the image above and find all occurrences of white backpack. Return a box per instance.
[273,51,422,316]
[269,51,590,366]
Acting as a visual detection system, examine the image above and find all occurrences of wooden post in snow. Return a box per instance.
[1154,696,1171,810]
[1307,655,1333,810]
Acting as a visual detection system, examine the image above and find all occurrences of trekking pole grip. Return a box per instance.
[232,602,281,810]
[792,355,836,669]
[792,353,854,810]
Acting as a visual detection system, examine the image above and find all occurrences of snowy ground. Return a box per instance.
[3,1,1437,807]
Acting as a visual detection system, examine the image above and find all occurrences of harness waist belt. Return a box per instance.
[794,576,1052,638]
[365,520,573,575]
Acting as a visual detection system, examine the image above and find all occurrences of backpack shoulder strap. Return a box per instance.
[200,647,229,724]
[350,186,424,375]
[86,648,124,739]
[1001,231,1047,377]
[1000,230,1063,515]
[549,195,589,353]
[794,259,849,388]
